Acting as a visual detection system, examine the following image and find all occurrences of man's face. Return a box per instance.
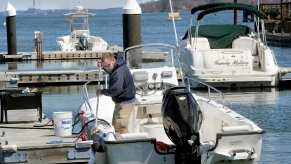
[102,58,115,73]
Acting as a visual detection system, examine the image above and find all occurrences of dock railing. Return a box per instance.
[184,77,225,108]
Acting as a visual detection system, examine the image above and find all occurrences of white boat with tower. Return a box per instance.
[75,2,264,162]
[56,5,108,51]
[78,43,265,164]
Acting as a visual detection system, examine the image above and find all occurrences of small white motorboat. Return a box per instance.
[78,43,264,163]
[167,11,181,21]
[179,2,280,88]
[56,5,108,51]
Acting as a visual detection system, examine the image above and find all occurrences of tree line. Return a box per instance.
[140,0,257,13]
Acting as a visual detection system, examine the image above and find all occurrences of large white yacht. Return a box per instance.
[179,2,280,88]
[56,6,108,51]
[78,43,264,163]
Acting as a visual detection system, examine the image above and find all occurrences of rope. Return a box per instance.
[169,0,179,47]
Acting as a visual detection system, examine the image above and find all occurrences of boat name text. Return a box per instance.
[214,60,249,66]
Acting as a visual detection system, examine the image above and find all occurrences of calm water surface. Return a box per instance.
[1,11,291,163]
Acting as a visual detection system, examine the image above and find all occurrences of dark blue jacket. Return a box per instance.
[101,57,136,103]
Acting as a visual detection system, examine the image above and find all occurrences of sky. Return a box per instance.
[1,0,151,11]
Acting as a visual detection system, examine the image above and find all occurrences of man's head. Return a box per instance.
[101,52,116,73]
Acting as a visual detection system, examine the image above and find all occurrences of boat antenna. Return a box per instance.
[256,0,267,45]
[255,0,261,40]
[95,65,101,125]
[254,0,262,45]
[169,0,179,47]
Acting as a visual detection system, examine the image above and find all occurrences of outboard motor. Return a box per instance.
[162,87,202,164]
[79,35,88,50]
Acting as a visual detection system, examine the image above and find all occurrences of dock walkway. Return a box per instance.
[266,32,291,48]
[0,110,92,163]
[0,50,119,86]
[279,67,291,88]
[2,69,105,85]
[0,49,121,60]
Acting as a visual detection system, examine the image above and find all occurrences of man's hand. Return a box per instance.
[96,89,102,96]
[97,59,103,68]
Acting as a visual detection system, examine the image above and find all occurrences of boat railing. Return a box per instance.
[184,77,225,108]
[81,72,107,114]
[82,80,97,114]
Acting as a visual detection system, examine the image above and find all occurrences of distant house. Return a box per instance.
[259,0,291,20]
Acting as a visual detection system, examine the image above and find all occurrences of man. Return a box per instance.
[96,52,136,134]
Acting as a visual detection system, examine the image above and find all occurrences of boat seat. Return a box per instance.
[190,37,211,50]
[133,71,148,83]
[232,37,258,55]
[132,71,149,87]
[61,45,76,51]
[57,41,76,51]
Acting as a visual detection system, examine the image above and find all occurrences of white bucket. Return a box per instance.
[53,112,72,137]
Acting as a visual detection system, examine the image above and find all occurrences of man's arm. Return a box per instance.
[101,72,124,97]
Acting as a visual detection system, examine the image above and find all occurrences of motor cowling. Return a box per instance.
[162,87,202,163]
[79,35,88,50]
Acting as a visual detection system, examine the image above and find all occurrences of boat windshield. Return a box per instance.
[124,44,178,70]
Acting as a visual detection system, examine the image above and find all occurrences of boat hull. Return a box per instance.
[180,44,279,88]
[95,138,175,164]
[80,94,264,164]
[197,95,264,164]
[204,133,263,163]
[92,133,263,164]
[57,35,108,51]
[189,73,278,88]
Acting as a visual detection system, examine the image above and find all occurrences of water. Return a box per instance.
[1,11,291,163]
[223,89,291,164]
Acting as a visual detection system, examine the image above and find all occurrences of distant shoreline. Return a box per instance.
[0,8,123,16]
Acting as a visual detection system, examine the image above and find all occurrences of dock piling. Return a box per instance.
[122,0,142,67]
[34,31,43,61]
[5,2,17,56]
[122,0,142,50]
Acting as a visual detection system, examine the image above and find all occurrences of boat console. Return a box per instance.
[132,68,178,96]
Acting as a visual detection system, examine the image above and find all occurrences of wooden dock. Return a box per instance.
[2,69,105,85]
[0,49,122,61]
[266,32,291,48]
[0,49,120,86]
[0,110,92,163]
